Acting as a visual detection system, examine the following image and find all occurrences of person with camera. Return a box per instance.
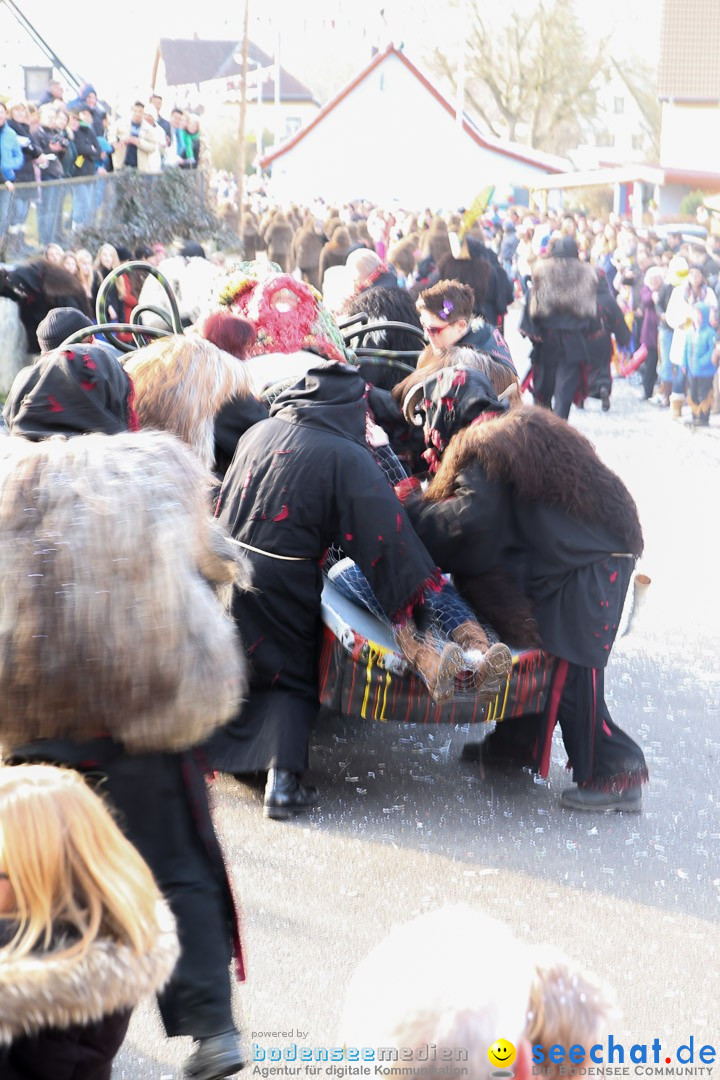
[32,104,68,246]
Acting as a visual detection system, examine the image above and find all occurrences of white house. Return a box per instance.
[657,0,720,173]
[571,61,657,170]
[534,0,720,223]
[260,45,566,208]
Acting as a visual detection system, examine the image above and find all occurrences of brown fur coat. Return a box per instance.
[0,431,249,753]
[427,405,643,555]
[424,406,643,647]
[530,257,598,321]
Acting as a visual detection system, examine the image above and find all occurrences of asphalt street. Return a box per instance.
[113,327,720,1078]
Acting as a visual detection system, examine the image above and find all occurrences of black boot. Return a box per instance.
[560,785,642,813]
[264,768,319,820]
[184,1029,245,1079]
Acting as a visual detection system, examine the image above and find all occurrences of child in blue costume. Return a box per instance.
[683,302,716,427]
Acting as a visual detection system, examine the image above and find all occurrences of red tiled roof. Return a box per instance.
[260,45,565,173]
[657,0,720,100]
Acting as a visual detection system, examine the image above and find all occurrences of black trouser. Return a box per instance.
[8,742,236,1039]
[102,752,236,1038]
[487,662,648,789]
[641,346,659,399]
[535,355,581,420]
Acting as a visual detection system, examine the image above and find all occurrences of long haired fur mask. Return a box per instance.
[123,335,254,470]
[0,431,250,752]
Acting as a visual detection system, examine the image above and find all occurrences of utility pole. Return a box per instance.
[236,0,250,245]
[456,0,467,131]
[274,29,282,149]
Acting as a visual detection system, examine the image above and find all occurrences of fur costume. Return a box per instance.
[123,334,255,470]
[319,230,353,277]
[0,901,178,1045]
[342,286,423,354]
[436,252,491,316]
[387,238,417,278]
[291,225,325,274]
[265,215,294,269]
[529,257,598,321]
[0,259,92,350]
[0,431,249,754]
[427,405,643,556]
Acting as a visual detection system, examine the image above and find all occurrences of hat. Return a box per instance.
[180,241,206,259]
[667,255,689,286]
[36,307,94,353]
[552,236,579,259]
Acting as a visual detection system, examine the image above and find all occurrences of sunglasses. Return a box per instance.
[424,323,453,336]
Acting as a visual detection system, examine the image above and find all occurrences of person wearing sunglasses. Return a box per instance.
[417,279,516,369]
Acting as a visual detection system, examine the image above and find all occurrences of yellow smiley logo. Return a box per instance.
[488,1040,517,1069]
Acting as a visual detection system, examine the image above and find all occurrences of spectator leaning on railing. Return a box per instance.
[0,102,23,238]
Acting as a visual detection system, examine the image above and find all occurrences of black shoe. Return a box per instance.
[264,768,319,820]
[560,785,642,813]
[600,387,611,411]
[184,1030,245,1079]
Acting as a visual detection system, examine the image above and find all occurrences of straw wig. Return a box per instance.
[0,431,249,752]
[124,334,254,469]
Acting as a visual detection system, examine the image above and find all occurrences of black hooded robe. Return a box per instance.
[204,363,443,776]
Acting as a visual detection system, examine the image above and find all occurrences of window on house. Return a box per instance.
[596,130,616,147]
[614,97,625,114]
[285,116,302,135]
[631,133,644,151]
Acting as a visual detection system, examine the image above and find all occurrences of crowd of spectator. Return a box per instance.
[226,198,719,425]
[0,79,204,243]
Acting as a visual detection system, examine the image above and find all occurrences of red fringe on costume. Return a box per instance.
[390,567,447,628]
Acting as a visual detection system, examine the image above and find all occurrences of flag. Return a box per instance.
[459,186,495,238]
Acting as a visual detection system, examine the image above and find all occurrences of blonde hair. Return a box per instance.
[125,335,253,469]
[525,946,616,1070]
[94,243,119,272]
[0,764,164,963]
[74,248,95,297]
[94,244,127,301]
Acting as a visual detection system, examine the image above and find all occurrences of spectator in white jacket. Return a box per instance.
[113,101,165,173]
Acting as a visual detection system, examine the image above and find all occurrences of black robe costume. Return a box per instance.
[585,272,631,400]
[205,362,444,776]
[400,366,648,792]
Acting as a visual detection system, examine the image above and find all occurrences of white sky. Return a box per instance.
[5,0,662,105]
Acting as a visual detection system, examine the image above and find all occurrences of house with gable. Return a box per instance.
[259,45,566,208]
